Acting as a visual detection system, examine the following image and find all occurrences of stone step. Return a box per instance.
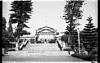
[7,51,73,57]
[23,43,60,51]
[6,43,75,57]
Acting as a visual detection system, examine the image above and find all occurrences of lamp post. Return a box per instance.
[77,28,80,54]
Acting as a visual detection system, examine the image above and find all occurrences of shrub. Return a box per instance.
[72,47,98,61]
[88,47,98,61]
[49,39,56,43]
[37,41,42,43]
[71,53,91,61]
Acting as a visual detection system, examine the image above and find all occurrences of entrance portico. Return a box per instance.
[35,26,58,43]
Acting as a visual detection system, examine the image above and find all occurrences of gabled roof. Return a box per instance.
[37,26,55,30]
[36,26,56,33]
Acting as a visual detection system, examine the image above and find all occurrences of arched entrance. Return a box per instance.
[35,26,58,43]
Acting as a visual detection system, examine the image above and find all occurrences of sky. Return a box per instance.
[3,0,98,36]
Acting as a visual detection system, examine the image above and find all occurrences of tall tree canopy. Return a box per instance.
[10,1,33,39]
[80,16,98,52]
[63,0,84,45]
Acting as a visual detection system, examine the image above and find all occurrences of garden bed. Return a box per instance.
[71,53,91,61]
[71,53,98,61]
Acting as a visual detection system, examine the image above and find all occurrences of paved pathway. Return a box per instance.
[2,43,89,62]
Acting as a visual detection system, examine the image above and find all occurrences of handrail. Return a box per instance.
[19,40,28,49]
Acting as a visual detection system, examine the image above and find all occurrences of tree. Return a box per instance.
[14,30,30,37]
[2,17,9,48]
[7,19,16,42]
[63,30,78,47]
[10,1,33,40]
[61,34,68,43]
[63,0,84,46]
[2,17,6,30]
[80,16,98,52]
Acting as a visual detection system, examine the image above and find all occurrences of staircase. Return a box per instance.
[23,43,60,52]
[7,43,73,57]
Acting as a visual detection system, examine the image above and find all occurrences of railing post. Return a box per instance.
[16,42,19,51]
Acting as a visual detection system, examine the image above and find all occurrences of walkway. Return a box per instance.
[2,42,88,62]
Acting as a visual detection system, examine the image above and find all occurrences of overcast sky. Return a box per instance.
[3,0,98,36]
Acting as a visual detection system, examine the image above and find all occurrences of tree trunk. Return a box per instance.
[68,33,71,47]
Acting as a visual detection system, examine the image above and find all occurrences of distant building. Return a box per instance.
[35,26,58,43]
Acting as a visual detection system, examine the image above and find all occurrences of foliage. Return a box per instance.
[88,47,98,61]
[37,41,42,43]
[10,1,33,38]
[80,16,98,52]
[49,39,56,43]
[63,0,84,33]
[72,47,98,61]
[62,30,78,46]
[30,39,35,43]
[13,30,30,37]
[63,0,84,46]
[61,35,68,42]
[2,17,9,48]
[2,17,6,30]
[7,19,16,42]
